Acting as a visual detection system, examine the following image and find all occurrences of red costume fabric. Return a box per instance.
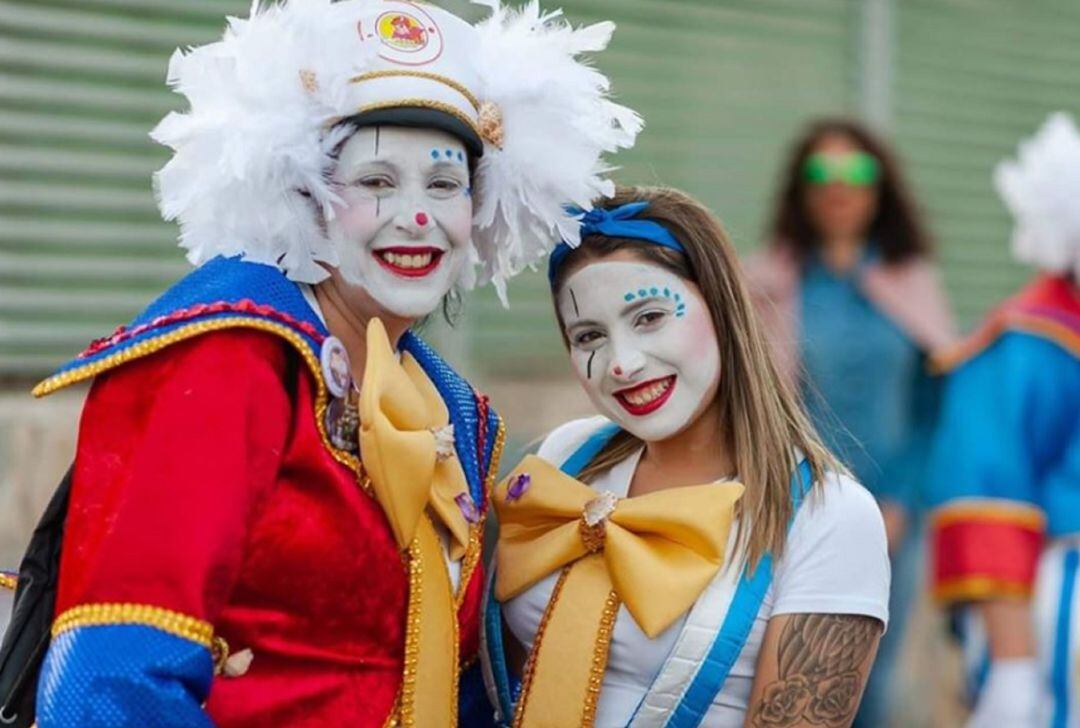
[57,329,487,726]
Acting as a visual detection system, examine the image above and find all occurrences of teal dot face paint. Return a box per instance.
[622,284,688,317]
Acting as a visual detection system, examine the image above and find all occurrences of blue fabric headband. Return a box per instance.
[547,201,686,286]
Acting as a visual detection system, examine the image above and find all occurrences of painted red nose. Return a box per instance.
[415,212,429,227]
[613,366,623,376]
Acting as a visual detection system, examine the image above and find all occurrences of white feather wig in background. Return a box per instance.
[994,112,1080,281]
[151,0,642,302]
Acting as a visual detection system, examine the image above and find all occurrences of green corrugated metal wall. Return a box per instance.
[0,0,246,376]
[893,0,1080,326]
[2,0,1078,380]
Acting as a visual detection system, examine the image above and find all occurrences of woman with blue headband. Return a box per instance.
[480,186,890,727]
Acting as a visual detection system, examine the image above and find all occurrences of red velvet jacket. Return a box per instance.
[34,259,502,727]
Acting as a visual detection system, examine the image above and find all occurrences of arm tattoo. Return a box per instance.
[751,614,880,728]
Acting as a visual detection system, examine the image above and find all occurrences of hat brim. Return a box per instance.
[342,107,484,159]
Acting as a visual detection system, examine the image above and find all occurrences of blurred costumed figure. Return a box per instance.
[0,1,639,726]
[929,113,1080,728]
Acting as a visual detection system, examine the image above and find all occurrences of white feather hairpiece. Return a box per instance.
[152,0,381,284]
[150,0,641,299]
[994,112,1080,280]
[471,0,643,302]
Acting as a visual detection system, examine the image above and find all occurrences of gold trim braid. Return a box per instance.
[53,603,214,648]
[513,568,571,726]
[352,99,479,138]
[582,590,620,726]
[351,71,481,112]
[0,573,17,591]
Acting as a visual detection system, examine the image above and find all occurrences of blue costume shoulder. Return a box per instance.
[34,256,329,397]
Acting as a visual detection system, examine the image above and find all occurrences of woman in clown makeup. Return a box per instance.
[2,2,639,727]
[481,186,890,728]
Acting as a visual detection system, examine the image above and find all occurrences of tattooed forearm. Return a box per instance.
[751,614,881,728]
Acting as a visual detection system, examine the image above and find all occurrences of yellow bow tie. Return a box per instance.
[358,318,476,727]
[494,454,743,728]
[359,318,474,559]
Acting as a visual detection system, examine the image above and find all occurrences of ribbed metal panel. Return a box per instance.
[893,0,1080,328]
[0,0,246,375]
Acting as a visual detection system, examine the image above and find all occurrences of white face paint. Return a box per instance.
[327,126,472,319]
[558,260,722,442]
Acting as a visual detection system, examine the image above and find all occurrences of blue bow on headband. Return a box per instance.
[547,201,685,286]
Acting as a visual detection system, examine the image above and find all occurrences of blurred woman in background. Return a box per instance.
[748,118,956,726]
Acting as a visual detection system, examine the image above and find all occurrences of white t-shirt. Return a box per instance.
[502,417,890,727]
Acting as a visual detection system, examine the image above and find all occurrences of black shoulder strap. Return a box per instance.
[0,466,72,728]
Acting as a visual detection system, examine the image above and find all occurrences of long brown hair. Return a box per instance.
[768,117,931,265]
[552,186,838,567]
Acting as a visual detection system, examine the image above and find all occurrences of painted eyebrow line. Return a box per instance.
[566,317,603,332]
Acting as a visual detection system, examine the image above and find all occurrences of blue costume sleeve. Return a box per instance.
[37,624,215,728]
[929,333,1077,509]
[929,333,1080,603]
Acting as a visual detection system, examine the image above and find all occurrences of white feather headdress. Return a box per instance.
[994,112,1080,280]
[151,0,642,300]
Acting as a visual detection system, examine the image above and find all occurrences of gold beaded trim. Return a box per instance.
[52,603,214,648]
[0,573,17,591]
[582,590,620,727]
[512,567,571,727]
[396,515,462,727]
[579,518,606,554]
[30,317,366,489]
[398,539,424,728]
[351,71,481,112]
[211,635,230,674]
[352,99,480,139]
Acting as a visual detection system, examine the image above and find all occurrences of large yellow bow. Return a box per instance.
[359,318,473,558]
[358,318,476,727]
[494,454,743,728]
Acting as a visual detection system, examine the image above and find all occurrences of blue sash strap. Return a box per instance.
[659,458,812,728]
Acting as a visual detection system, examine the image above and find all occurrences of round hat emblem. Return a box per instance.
[377,11,428,52]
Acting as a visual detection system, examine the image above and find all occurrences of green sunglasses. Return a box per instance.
[803,151,881,186]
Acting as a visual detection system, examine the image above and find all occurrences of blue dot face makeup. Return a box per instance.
[432,149,466,165]
[624,286,687,317]
[558,260,722,442]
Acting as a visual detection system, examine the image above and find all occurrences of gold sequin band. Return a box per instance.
[53,603,215,648]
[0,573,17,591]
[398,540,424,727]
[582,590,620,726]
[352,99,480,140]
[350,71,481,112]
[512,568,571,726]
